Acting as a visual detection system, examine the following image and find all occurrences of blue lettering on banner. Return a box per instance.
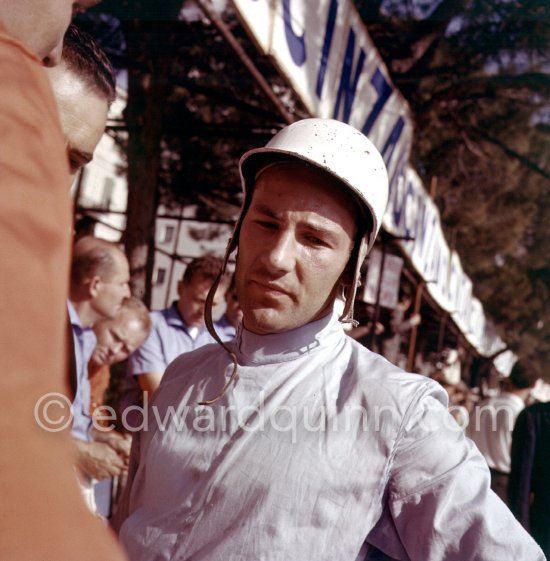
[382,117,405,182]
[315,0,338,98]
[283,0,306,66]
[389,174,408,232]
[402,180,415,243]
[332,28,365,122]
[437,248,449,301]
[361,68,392,136]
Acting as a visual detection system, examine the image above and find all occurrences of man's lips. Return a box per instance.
[249,279,293,299]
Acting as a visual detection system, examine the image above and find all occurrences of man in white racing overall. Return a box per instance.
[114,119,545,561]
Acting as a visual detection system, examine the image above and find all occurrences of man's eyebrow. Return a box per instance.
[252,202,341,241]
[250,203,280,219]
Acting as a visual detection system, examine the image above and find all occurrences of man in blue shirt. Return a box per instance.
[129,255,230,397]
[69,235,130,508]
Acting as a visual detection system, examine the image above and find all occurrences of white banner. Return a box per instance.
[363,249,403,310]
[231,0,413,184]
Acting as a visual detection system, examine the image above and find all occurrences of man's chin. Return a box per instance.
[243,309,295,335]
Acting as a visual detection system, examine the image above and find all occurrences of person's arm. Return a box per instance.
[74,438,127,480]
[128,318,166,399]
[366,382,544,561]
[92,427,132,461]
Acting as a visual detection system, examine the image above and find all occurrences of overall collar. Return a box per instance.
[234,309,344,366]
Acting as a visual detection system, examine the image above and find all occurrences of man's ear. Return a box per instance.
[89,275,102,298]
[340,237,361,287]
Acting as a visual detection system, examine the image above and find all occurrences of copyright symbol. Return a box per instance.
[34,392,73,432]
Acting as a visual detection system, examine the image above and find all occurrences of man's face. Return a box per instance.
[2,0,100,64]
[46,62,109,183]
[92,250,131,320]
[91,310,148,368]
[235,164,357,335]
[177,276,219,328]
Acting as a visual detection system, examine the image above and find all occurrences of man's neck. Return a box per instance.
[69,299,97,329]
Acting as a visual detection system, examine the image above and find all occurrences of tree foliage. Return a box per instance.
[357,0,550,374]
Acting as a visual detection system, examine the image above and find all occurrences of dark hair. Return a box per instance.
[509,359,539,389]
[71,236,123,286]
[62,24,116,105]
[182,256,224,285]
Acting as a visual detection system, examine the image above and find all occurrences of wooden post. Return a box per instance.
[406,282,424,372]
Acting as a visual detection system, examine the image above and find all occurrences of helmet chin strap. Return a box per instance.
[199,235,240,406]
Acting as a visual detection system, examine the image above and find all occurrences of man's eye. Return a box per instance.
[305,235,329,247]
[255,220,277,230]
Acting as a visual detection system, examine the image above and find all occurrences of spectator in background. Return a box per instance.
[0,1,127,559]
[128,255,230,397]
[468,359,539,503]
[86,296,151,517]
[344,300,385,349]
[381,287,421,369]
[69,236,130,510]
[509,400,550,557]
[214,274,243,341]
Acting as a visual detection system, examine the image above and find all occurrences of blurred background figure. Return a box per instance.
[69,236,130,511]
[214,274,243,341]
[509,400,550,558]
[128,255,230,397]
[381,287,421,369]
[86,296,151,518]
[468,359,539,504]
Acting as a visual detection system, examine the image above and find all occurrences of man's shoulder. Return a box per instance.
[347,340,446,409]
[150,306,181,330]
[159,342,228,386]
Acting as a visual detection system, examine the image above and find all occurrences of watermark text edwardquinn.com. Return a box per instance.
[34,391,519,442]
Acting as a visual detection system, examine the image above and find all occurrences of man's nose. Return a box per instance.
[42,43,64,67]
[261,231,296,274]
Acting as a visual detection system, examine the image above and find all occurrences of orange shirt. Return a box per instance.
[0,26,127,559]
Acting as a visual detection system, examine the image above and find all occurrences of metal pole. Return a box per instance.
[406,282,424,372]
[195,0,295,125]
[368,244,386,350]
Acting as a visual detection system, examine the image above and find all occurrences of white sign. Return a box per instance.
[363,249,403,309]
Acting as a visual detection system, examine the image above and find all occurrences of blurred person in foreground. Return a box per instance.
[113,119,544,561]
[509,399,550,557]
[468,359,539,503]
[128,256,230,398]
[0,0,128,558]
[46,23,116,184]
